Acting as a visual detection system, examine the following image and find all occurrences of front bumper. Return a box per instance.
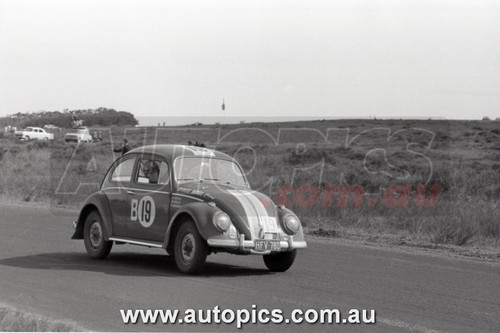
[207,234,307,254]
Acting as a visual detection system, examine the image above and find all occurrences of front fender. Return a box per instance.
[276,206,306,242]
[163,202,222,249]
[71,191,113,240]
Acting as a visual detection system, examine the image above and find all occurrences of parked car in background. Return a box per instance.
[14,127,54,141]
[65,126,93,143]
[71,144,307,274]
[43,124,61,131]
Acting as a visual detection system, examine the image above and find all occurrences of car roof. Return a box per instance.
[127,144,234,161]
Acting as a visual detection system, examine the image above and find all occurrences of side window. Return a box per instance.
[137,159,170,185]
[110,158,135,183]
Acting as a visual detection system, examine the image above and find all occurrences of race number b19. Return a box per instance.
[131,196,156,228]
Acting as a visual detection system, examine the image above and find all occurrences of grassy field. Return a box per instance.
[0,304,84,331]
[1,119,499,248]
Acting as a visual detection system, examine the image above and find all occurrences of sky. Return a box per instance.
[1,0,499,124]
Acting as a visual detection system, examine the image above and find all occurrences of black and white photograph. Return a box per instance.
[0,0,499,331]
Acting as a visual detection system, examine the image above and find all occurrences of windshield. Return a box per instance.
[174,157,247,186]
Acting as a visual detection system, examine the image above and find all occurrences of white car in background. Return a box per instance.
[65,126,93,143]
[15,127,54,141]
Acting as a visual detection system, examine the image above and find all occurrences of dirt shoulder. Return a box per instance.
[305,229,500,264]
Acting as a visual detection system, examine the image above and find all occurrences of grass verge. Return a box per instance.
[0,304,86,332]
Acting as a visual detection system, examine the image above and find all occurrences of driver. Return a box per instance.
[142,160,160,184]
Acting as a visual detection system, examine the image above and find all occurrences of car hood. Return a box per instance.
[177,182,280,240]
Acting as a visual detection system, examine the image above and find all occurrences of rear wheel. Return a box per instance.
[263,250,297,272]
[174,221,207,274]
[83,211,112,259]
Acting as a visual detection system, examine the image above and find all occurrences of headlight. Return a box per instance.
[283,214,300,235]
[212,211,231,232]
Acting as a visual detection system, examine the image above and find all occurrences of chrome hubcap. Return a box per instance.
[181,234,195,262]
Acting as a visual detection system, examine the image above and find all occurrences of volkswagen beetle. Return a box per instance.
[71,144,307,274]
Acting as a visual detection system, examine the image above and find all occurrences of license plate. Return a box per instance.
[254,239,281,251]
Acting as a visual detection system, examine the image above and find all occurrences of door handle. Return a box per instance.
[127,190,136,195]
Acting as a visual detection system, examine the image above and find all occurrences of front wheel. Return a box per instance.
[174,221,207,274]
[263,250,297,272]
[83,211,112,259]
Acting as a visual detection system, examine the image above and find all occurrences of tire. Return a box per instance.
[174,220,207,274]
[25,136,30,141]
[83,211,113,259]
[263,249,297,272]
[43,137,49,140]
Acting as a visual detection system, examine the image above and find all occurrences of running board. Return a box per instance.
[109,237,164,248]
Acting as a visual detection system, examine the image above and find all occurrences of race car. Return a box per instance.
[71,144,306,274]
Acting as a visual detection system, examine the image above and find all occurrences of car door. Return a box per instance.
[126,155,172,242]
[101,156,137,236]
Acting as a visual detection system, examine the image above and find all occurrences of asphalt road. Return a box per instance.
[1,204,499,332]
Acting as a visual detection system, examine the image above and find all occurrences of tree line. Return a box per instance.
[0,107,138,128]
